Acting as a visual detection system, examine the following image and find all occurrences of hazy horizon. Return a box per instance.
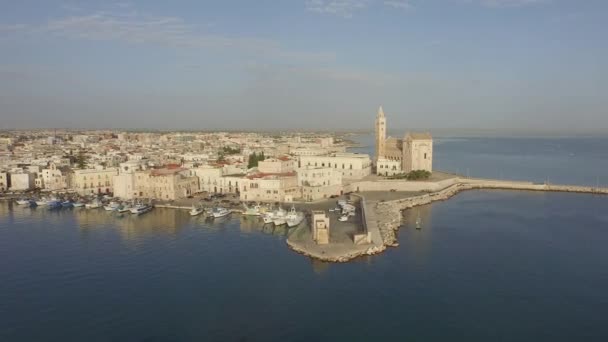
[1,1,607,132]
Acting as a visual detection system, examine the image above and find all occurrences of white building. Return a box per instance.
[133,167,199,200]
[10,172,35,191]
[298,153,372,180]
[257,157,296,174]
[113,161,144,199]
[239,173,299,203]
[72,168,119,195]
[192,165,244,194]
[40,163,69,191]
[297,166,343,201]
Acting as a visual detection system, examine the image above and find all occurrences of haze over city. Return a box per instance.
[1,0,606,132]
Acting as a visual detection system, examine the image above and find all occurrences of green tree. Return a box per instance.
[75,150,88,169]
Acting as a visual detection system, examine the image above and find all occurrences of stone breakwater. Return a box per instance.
[286,239,385,263]
[374,179,608,246]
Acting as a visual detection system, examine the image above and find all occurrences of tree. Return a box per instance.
[248,152,257,169]
[75,150,88,169]
[406,170,431,180]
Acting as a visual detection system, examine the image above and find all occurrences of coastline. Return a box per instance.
[294,177,608,263]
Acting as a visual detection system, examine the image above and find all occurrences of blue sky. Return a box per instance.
[1,0,607,132]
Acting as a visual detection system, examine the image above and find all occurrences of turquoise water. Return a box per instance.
[2,137,608,341]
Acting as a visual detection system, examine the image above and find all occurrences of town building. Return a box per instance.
[113,161,145,199]
[298,153,371,180]
[239,173,299,203]
[40,163,69,191]
[192,165,244,194]
[9,172,35,191]
[133,167,199,200]
[374,106,433,175]
[257,157,296,174]
[0,172,9,191]
[297,166,343,201]
[72,168,119,195]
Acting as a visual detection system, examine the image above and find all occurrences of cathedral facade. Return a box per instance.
[374,106,433,176]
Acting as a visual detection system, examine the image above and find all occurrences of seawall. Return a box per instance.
[374,178,608,246]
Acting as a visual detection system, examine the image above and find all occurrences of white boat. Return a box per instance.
[36,198,49,206]
[262,212,275,224]
[212,207,231,218]
[338,215,349,222]
[73,202,85,208]
[104,201,120,211]
[272,207,287,226]
[190,206,204,216]
[130,204,153,215]
[86,199,102,209]
[16,199,31,205]
[286,206,305,228]
[118,205,131,213]
[242,203,262,216]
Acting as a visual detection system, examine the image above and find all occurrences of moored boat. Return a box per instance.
[117,205,131,213]
[73,202,85,208]
[272,207,287,226]
[285,206,305,228]
[36,198,48,206]
[104,201,120,211]
[242,203,262,216]
[130,204,153,215]
[16,199,31,205]
[61,200,73,208]
[47,200,62,209]
[85,199,102,209]
[212,207,230,218]
[190,206,204,216]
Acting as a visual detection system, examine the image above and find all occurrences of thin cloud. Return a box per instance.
[469,0,550,8]
[383,1,412,10]
[2,8,334,64]
[305,0,371,18]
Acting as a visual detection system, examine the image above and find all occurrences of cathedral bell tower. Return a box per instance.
[374,106,386,164]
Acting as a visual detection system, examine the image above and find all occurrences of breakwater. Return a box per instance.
[374,178,608,246]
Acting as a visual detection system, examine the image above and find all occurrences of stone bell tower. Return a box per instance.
[374,106,386,164]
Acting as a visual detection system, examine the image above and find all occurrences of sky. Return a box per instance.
[0,0,607,133]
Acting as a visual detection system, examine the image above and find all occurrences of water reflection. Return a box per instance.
[401,203,433,264]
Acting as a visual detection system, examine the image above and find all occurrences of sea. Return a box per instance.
[1,135,608,341]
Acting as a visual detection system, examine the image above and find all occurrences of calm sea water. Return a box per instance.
[349,134,608,186]
[2,137,608,341]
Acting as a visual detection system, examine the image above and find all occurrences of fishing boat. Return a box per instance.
[16,199,31,205]
[190,206,204,216]
[35,198,49,206]
[85,199,102,209]
[242,203,262,216]
[212,207,231,218]
[262,211,275,224]
[47,200,62,209]
[130,204,153,215]
[285,206,305,228]
[117,204,131,213]
[104,201,120,211]
[272,207,288,226]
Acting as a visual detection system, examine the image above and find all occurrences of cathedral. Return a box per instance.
[374,106,433,176]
